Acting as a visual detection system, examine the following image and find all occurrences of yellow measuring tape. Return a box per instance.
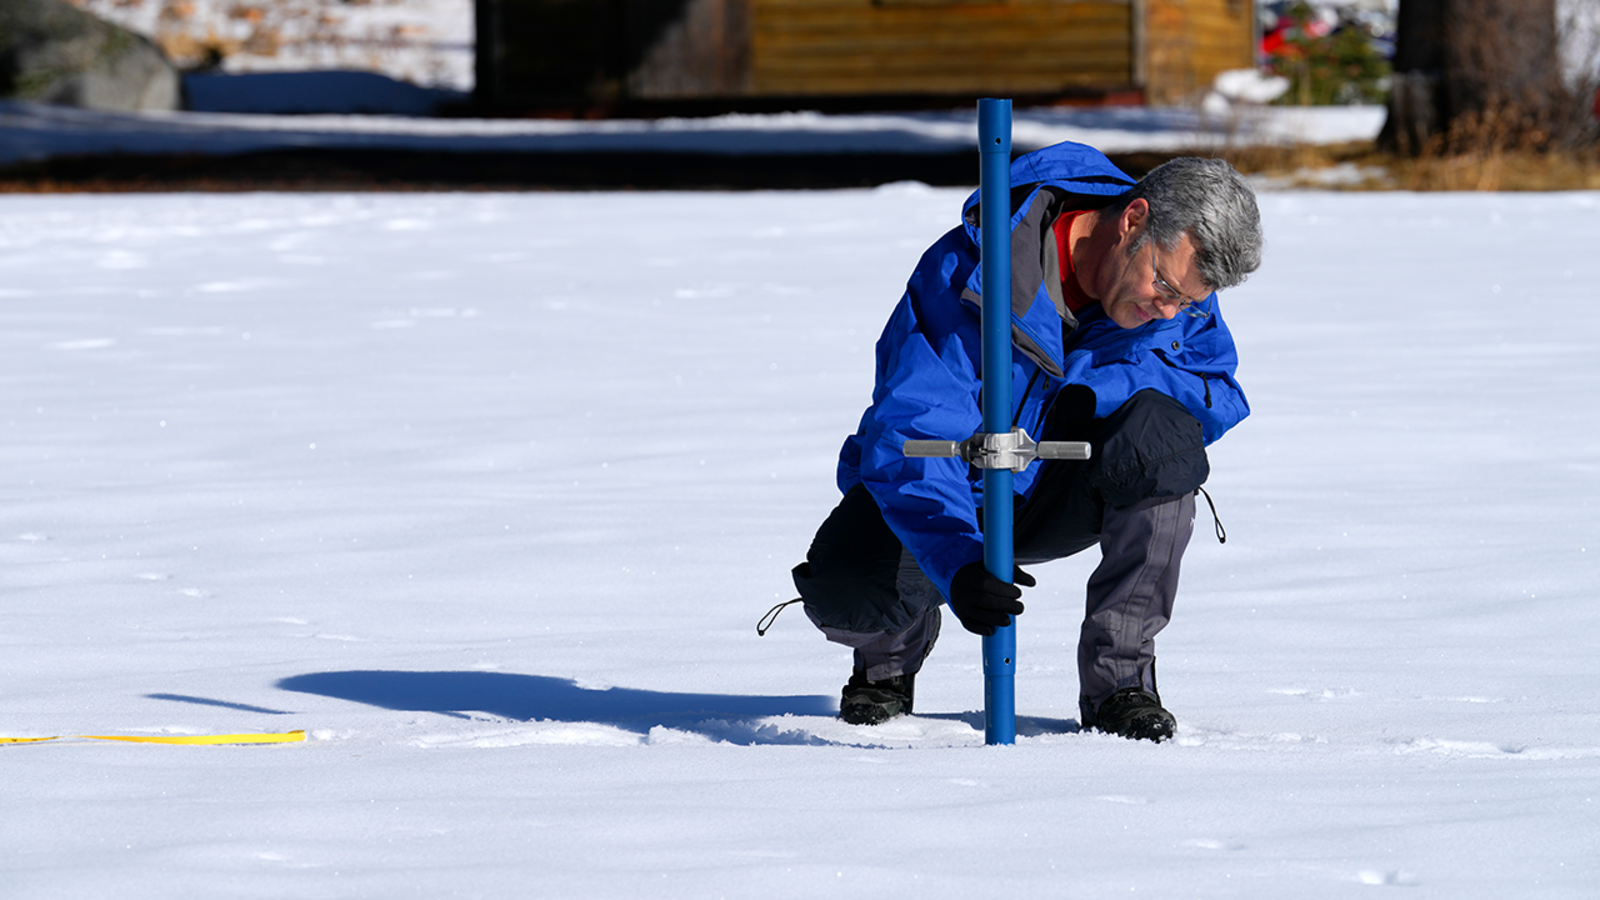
[2,730,305,745]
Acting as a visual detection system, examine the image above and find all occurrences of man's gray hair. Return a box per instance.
[1112,157,1263,292]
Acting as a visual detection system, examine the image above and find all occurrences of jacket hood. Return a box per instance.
[956,142,1138,377]
[961,141,1140,222]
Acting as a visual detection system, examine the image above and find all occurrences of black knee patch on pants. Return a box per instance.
[1017,387,1209,561]
[1087,389,1209,508]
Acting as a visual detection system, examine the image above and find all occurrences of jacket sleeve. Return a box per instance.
[1156,301,1250,445]
[849,289,987,602]
[1066,300,1250,446]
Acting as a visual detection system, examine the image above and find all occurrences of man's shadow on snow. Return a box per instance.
[275,670,1081,746]
[276,670,840,745]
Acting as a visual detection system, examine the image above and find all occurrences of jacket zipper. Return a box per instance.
[1013,368,1043,429]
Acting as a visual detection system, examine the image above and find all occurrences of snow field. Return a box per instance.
[0,185,1597,897]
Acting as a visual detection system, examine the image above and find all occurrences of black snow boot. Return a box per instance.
[839,670,914,725]
[1090,687,1176,743]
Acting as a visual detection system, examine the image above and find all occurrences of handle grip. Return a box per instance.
[903,440,962,458]
[1037,441,1091,460]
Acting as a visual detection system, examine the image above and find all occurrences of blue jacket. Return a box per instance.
[836,141,1249,600]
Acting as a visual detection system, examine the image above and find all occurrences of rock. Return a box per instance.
[0,0,180,111]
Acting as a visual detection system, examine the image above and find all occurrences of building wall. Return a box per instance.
[745,0,1134,98]
[1142,0,1254,104]
[479,0,1255,108]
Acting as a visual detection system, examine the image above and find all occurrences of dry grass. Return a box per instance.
[1219,140,1600,192]
[1387,147,1600,191]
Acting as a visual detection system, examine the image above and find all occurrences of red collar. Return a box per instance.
[1052,210,1097,314]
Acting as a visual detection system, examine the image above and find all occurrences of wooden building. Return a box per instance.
[474,0,1257,113]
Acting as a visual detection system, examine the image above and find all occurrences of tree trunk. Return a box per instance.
[1379,0,1566,155]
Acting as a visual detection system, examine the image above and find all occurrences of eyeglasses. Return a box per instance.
[1148,242,1211,320]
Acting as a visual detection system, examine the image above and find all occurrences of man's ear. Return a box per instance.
[1119,197,1150,239]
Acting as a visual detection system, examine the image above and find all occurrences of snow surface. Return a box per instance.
[2,184,1598,897]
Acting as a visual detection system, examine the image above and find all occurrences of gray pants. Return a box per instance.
[803,491,1194,710]
[793,389,1206,715]
[1074,493,1194,707]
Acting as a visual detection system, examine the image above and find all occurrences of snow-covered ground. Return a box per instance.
[2,183,1597,897]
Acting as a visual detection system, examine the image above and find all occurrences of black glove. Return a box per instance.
[948,561,1035,636]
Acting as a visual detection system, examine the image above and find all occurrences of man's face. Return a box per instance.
[1095,201,1211,329]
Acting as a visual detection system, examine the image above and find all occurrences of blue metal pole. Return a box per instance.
[977,98,1015,746]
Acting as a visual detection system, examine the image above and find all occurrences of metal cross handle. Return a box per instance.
[903,428,1090,472]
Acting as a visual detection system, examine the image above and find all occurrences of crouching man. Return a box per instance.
[791,143,1262,742]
